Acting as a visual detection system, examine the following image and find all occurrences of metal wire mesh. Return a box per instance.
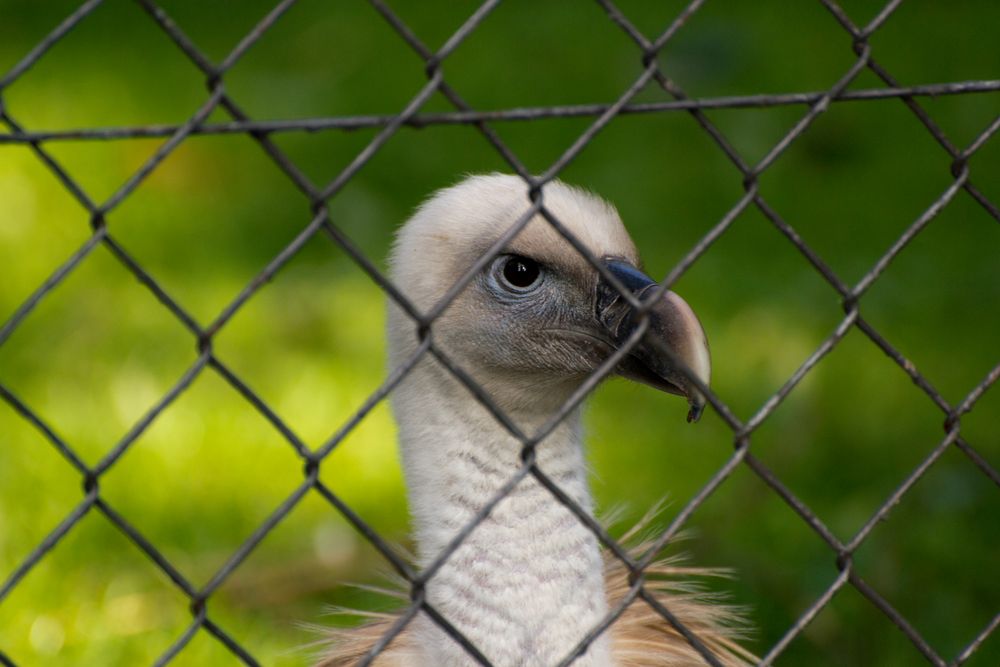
[1,1,998,665]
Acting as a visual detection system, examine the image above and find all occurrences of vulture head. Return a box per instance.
[388,173,710,422]
[318,174,750,667]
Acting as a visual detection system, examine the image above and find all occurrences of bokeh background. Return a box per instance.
[1,1,998,665]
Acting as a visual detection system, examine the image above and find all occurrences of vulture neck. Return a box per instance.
[393,359,612,666]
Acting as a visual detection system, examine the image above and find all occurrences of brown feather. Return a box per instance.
[312,518,754,666]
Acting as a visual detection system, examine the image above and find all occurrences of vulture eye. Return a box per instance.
[494,255,543,293]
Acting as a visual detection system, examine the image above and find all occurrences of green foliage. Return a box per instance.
[1,1,998,665]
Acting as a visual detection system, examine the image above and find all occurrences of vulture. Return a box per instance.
[316,174,752,666]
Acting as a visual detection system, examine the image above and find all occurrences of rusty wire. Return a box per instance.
[1,1,998,666]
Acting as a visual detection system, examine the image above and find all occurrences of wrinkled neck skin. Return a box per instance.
[391,351,613,667]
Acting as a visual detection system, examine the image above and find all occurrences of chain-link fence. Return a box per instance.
[1,1,998,665]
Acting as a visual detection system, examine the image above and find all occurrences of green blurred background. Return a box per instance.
[1,1,998,665]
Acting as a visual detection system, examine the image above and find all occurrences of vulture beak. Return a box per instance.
[595,260,711,423]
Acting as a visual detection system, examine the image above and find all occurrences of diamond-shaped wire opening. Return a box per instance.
[0,0,207,131]
[858,202,1000,398]
[224,1,431,121]
[107,133,315,323]
[746,330,948,520]
[849,444,1000,657]
[97,370,311,572]
[436,1,645,110]
[0,146,93,295]
[0,509,195,664]
[0,245,196,465]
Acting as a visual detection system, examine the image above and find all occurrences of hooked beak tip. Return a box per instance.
[687,399,705,423]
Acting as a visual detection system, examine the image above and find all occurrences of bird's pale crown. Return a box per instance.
[391,173,639,311]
